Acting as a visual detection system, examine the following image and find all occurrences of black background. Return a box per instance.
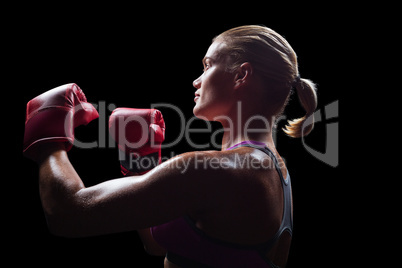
[9,6,347,267]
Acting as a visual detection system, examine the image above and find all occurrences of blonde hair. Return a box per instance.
[214,25,317,138]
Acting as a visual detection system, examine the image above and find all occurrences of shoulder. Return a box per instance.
[146,150,238,187]
[141,149,278,216]
[155,150,231,177]
[157,148,276,181]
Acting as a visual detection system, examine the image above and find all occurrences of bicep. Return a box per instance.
[71,154,206,237]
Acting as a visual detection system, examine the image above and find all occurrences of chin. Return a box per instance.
[193,105,204,119]
[194,104,223,122]
[193,103,211,121]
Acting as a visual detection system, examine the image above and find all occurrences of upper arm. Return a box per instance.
[63,152,216,237]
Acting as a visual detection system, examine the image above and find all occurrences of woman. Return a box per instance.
[31,25,317,267]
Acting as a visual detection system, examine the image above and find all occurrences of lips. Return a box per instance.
[194,92,200,102]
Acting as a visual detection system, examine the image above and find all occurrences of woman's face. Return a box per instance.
[192,41,236,121]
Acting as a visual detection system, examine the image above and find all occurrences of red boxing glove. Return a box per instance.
[23,83,99,160]
[109,108,165,176]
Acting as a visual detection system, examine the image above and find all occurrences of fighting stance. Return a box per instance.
[24,26,317,267]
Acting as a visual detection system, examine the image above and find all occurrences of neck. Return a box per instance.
[219,101,275,150]
[221,132,274,151]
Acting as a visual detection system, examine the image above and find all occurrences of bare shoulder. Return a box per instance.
[156,147,277,183]
[149,150,234,182]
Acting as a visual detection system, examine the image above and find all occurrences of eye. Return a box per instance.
[203,63,210,72]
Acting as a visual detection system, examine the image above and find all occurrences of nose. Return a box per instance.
[193,75,201,89]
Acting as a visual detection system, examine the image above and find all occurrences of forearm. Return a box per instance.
[38,147,86,236]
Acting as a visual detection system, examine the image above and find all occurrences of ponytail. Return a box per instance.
[283,78,317,138]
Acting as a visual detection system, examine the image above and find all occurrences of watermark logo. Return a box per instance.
[302,100,339,167]
[71,100,339,168]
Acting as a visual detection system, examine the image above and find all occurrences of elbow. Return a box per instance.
[45,215,81,238]
[47,221,89,238]
[43,206,89,238]
[42,205,71,237]
[48,225,74,238]
[42,192,93,238]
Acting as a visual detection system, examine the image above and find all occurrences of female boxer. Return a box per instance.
[26,25,317,267]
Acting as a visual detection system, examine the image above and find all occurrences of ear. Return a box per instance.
[234,62,253,89]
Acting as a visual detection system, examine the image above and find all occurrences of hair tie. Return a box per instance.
[291,74,301,90]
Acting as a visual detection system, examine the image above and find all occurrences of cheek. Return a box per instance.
[193,73,233,119]
[203,71,232,100]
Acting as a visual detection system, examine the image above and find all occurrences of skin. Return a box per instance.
[37,40,292,267]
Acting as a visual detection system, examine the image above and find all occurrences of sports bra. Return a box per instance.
[151,141,293,267]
